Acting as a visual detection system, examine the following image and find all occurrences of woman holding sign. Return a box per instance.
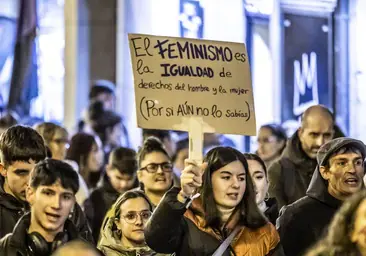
[144,147,284,256]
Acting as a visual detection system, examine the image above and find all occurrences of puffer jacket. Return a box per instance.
[145,187,284,256]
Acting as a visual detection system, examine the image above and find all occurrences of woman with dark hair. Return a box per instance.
[66,132,104,191]
[145,147,283,255]
[306,190,366,256]
[257,124,287,168]
[244,153,279,225]
[137,137,174,207]
[98,190,170,256]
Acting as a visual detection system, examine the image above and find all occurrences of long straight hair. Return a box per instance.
[201,147,267,229]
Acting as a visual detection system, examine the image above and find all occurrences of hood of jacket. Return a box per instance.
[97,206,159,256]
[306,166,342,209]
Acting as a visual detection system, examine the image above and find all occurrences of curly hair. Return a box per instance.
[306,190,366,256]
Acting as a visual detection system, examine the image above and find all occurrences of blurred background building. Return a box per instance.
[0,0,365,151]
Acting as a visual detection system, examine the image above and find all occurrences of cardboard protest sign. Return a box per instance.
[128,33,256,136]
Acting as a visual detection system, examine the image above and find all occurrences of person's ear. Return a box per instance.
[137,170,143,182]
[26,186,35,205]
[0,163,6,177]
[319,166,330,181]
[114,218,122,230]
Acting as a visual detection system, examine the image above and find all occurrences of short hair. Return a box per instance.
[52,239,104,256]
[109,147,137,175]
[34,122,68,145]
[243,153,268,178]
[201,147,267,229]
[29,158,79,194]
[89,80,115,100]
[322,145,363,168]
[142,129,171,142]
[137,137,170,168]
[0,125,47,167]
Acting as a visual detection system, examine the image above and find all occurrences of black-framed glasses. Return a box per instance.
[121,210,152,224]
[140,162,173,173]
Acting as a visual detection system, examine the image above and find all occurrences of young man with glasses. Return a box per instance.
[136,137,174,207]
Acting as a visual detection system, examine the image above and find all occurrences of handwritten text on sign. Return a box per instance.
[128,34,256,135]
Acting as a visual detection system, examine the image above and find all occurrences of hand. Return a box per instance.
[180,159,207,198]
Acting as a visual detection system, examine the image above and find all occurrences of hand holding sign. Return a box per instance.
[179,159,207,202]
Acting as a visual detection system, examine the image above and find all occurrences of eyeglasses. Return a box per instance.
[140,162,173,173]
[121,210,152,224]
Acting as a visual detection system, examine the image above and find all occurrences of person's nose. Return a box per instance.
[231,177,240,189]
[315,136,325,147]
[156,165,164,174]
[51,196,61,209]
[135,214,143,226]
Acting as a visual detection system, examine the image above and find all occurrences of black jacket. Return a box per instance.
[264,198,279,226]
[276,167,342,256]
[0,176,94,243]
[145,187,284,256]
[0,213,82,256]
[268,132,318,209]
[84,175,120,242]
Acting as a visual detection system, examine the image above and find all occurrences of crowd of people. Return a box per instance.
[0,80,365,256]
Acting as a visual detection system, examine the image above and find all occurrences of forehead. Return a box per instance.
[258,127,274,138]
[216,160,245,175]
[303,117,333,133]
[37,180,74,194]
[247,160,265,175]
[53,129,68,139]
[330,152,363,162]
[113,171,134,179]
[120,197,149,213]
[7,159,37,171]
[141,151,169,164]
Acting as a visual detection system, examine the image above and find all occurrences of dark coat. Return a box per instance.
[264,198,279,226]
[145,187,284,256]
[0,213,82,256]
[276,167,342,256]
[83,175,120,242]
[0,176,94,243]
[268,132,318,209]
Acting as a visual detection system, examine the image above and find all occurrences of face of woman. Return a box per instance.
[247,159,269,205]
[86,137,104,172]
[116,197,152,247]
[257,127,284,161]
[211,160,246,210]
[138,152,173,193]
[49,130,69,161]
[351,199,366,250]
